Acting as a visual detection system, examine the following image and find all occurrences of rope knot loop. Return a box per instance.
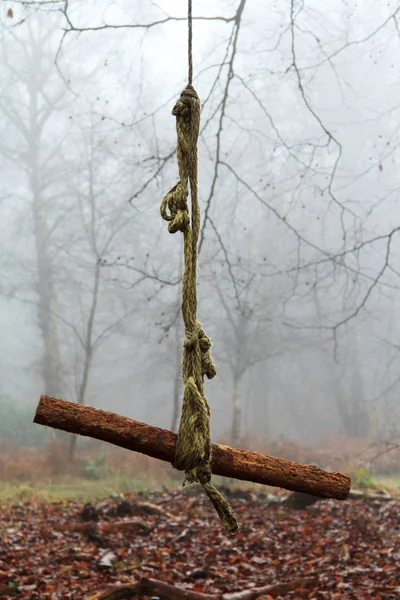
[172,85,200,121]
[160,182,190,234]
[198,327,217,380]
[172,85,200,155]
[183,322,217,380]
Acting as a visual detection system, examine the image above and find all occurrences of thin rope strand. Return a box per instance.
[188,0,193,85]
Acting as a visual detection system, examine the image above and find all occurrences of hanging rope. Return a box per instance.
[188,0,193,86]
[160,1,238,535]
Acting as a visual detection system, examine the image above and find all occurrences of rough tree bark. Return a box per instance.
[34,395,351,499]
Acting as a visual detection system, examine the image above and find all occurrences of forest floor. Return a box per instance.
[0,485,399,600]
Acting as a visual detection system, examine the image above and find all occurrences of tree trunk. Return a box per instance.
[68,259,100,460]
[333,370,369,438]
[30,137,63,399]
[33,197,63,398]
[171,299,183,433]
[0,25,66,403]
[231,375,242,446]
[24,41,64,400]
[171,247,183,433]
[335,322,370,438]
[171,362,182,433]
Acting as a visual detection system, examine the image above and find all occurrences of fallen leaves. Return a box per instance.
[0,489,399,598]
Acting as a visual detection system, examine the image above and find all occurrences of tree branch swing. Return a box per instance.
[34,0,351,534]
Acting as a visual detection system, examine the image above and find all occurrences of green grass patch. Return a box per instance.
[0,473,279,504]
[374,475,400,491]
[0,475,177,504]
[5,471,398,505]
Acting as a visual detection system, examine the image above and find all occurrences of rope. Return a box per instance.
[159,2,238,536]
[188,0,193,86]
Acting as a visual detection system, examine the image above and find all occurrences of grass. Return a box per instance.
[0,448,399,505]
[374,475,400,492]
[0,473,282,504]
[1,476,399,505]
[0,475,175,504]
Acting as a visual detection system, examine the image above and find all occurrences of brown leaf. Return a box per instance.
[0,486,398,597]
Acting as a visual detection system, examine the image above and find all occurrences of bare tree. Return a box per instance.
[211,267,281,446]
[330,321,370,438]
[51,119,146,458]
[4,0,400,444]
[0,17,69,397]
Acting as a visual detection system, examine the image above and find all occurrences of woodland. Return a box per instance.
[1,0,400,598]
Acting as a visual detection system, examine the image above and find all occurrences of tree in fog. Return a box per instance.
[4,0,400,443]
[334,320,370,438]
[204,216,287,445]
[0,17,69,397]
[53,117,146,457]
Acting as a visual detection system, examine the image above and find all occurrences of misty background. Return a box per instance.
[1,0,400,454]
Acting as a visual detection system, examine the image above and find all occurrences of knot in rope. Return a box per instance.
[160,182,190,234]
[183,321,216,377]
[198,327,217,380]
[160,84,238,535]
[183,323,217,379]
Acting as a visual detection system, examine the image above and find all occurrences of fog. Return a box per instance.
[1,0,400,452]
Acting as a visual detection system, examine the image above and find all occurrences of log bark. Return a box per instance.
[34,395,351,499]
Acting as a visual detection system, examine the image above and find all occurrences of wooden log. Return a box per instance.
[34,395,351,500]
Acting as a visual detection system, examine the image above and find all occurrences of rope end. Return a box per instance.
[203,481,239,536]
